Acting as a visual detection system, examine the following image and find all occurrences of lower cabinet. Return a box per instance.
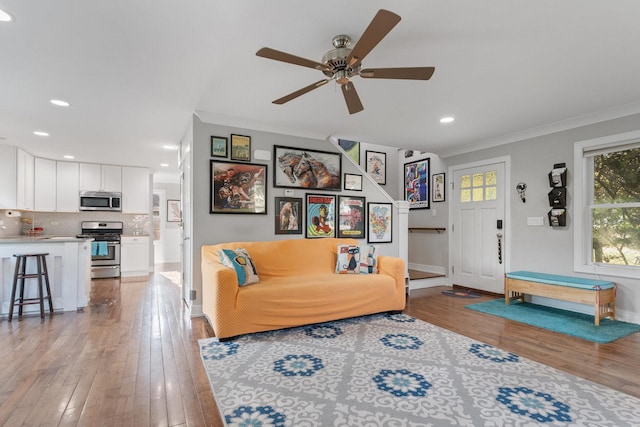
[120,236,150,278]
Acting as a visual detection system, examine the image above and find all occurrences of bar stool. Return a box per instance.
[8,253,54,321]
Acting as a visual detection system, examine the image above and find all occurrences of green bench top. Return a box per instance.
[506,271,615,290]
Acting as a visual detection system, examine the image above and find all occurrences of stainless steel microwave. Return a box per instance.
[79,191,122,211]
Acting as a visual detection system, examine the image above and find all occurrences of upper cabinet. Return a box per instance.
[0,146,34,211]
[56,161,80,212]
[0,146,18,209]
[34,158,57,211]
[79,163,121,192]
[122,166,149,213]
[16,149,34,211]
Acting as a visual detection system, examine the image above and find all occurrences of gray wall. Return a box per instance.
[444,113,640,321]
[189,116,400,309]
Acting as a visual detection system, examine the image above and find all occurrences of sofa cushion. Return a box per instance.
[336,244,361,274]
[358,244,379,274]
[335,244,379,274]
[217,248,259,286]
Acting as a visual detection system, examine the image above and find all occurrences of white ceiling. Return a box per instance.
[2,1,640,179]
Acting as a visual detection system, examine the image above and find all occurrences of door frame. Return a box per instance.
[447,155,512,289]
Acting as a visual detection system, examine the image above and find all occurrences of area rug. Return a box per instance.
[466,299,640,343]
[199,313,640,426]
[442,289,481,298]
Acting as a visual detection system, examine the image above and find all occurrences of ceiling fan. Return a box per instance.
[256,9,435,114]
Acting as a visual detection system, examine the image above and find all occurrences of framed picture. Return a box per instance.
[338,139,360,164]
[367,202,392,243]
[230,134,251,161]
[365,150,386,185]
[404,158,430,209]
[273,145,342,191]
[275,197,302,235]
[210,160,267,214]
[305,193,336,238]
[343,173,363,191]
[210,136,228,158]
[338,196,366,239]
[167,199,181,222]
[432,172,446,202]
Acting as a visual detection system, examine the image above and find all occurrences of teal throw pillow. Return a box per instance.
[217,248,259,286]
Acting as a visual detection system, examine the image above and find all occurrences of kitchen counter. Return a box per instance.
[0,237,92,316]
[0,236,93,243]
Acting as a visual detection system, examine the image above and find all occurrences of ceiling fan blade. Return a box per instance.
[346,9,401,68]
[256,47,330,72]
[341,81,364,114]
[360,67,435,80]
[272,79,330,105]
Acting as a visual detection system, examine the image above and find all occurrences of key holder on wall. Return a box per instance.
[547,162,567,227]
[516,182,527,203]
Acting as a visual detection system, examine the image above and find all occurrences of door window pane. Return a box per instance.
[486,186,497,200]
[461,189,471,203]
[473,173,484,187]
[485,171,497,186]
[473,188,484,201]
[460,175,471,188]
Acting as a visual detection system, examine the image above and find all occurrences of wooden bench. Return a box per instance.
[504,271,616,326]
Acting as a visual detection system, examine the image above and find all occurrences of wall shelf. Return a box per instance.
[408,227,446,234]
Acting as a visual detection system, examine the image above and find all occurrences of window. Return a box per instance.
[574,131,640,278]
[459,170,497,203]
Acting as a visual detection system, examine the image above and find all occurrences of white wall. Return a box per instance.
[444,113,640,322]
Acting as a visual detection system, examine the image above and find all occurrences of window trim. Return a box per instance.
[574,130,640,279]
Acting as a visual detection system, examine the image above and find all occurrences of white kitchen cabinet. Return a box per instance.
[56,161,79,212]
[0,145,17,209]
[121,236,149,277]
[122,166,149,213]
[79,163,122,192]
[16,149,34,211]
[34,157,57,211]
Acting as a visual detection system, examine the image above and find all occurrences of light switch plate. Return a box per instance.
[527,216,544,226]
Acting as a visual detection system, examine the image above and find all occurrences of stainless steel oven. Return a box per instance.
[78,221,123,279]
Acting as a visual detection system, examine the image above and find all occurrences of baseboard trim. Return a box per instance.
[408,263,447,276]
[409,276,448,291]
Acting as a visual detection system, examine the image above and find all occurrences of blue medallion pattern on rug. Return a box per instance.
[224,405,286,427]
[201,340,239,360]
[469,343,520,363]
[380,333,423,350]
[304,323,343,339]
[373,368,432,397]
[497,386,572,423]
[274,354,324,377]
[199,313,640,426]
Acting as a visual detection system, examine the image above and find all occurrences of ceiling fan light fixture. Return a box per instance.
[440,117,454,123]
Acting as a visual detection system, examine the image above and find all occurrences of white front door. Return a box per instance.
[451,160,507,293]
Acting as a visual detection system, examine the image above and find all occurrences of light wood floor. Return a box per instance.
[2,270,639,426]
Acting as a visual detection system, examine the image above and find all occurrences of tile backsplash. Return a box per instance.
[0,210,150,238]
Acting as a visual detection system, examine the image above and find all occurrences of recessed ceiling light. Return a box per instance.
[0,8,14,22]
[33,131,50,136]
[63,155,75,159]
[440,117,454,123]
[163,144,179,150]
[160,163,169,167]
[50,99,70,107]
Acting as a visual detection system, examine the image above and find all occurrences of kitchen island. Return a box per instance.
[0,236,93,317]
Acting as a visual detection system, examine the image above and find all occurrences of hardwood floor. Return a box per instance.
[1,270,639,426]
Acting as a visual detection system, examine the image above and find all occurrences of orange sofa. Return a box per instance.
[201,238,406,339]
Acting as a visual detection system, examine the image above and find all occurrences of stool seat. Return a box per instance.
[8,253,54,321]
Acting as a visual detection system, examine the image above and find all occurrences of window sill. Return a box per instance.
[574,263,640,280]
